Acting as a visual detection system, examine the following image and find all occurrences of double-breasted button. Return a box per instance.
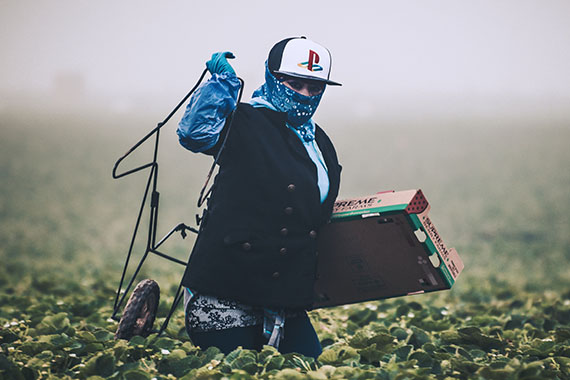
[280,227,289,236]
[309,230,317,239]
[272,272,280,279]
[242,242,252,251]
[279,247,287,255]
[287,184,296,192]
[284,207,293,215]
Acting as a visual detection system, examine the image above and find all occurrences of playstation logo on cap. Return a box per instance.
[268,36,342,86]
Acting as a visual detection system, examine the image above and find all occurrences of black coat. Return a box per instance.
[181,103,341,309]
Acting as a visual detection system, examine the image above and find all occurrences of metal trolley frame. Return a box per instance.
[111,69,244,337]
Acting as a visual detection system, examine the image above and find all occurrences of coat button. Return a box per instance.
[284,207,293,215]
[280,247,287,255]
[280,227,289,236]
[272,272,280,279]
[309,230,317,239]
[287,184,296,192]
[242,242,252,251]
[315,251,319,257]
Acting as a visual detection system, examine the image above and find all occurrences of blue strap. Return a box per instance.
[263,308,286,349]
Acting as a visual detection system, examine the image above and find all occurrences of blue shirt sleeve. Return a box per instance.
[177,72,241,153]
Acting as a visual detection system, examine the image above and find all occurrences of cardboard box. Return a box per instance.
[314,189,464,308]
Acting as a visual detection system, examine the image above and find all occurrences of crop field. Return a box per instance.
[1,108,569,380]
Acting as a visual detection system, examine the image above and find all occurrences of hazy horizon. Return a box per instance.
[2,1,570,122]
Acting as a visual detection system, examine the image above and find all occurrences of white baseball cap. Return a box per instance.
[268,37,342,86]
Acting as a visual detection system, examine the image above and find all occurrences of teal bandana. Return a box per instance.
[251,64,324,141]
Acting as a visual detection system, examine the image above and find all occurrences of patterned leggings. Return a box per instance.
[186,314,323,359]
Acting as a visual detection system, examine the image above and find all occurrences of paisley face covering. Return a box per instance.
[252,64,325,130]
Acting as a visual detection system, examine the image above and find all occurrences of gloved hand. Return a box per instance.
[206,51,236,75]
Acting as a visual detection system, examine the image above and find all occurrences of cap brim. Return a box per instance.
[273,70,342,86]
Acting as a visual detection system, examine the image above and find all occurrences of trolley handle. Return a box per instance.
[197,77,245,207]
[112,68,210,179]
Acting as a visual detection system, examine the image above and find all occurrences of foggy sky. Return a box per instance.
[2,0,569,120]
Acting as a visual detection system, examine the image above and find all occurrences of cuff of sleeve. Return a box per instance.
[178,129,220,153]
[211,72,241,97]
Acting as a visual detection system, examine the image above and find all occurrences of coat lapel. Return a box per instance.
[315,124,341,222]
[259,107,319,167]
[258,108,340,221]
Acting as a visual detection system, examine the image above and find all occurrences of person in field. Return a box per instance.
[176,37,342,358]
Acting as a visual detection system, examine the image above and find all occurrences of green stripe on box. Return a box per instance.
[424,240,454,287]
[408,214,423,230]
[331,204,409,221]
[438,265,455,288]
[424,239,437,255]
[409,214,454,287]
[423,234,455,287]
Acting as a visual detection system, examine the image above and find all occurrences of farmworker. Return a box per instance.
[176,36,342,359]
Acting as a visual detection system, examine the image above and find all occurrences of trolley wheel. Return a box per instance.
[115,279,160,340]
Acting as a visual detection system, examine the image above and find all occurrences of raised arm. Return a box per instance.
[177,52,241,153]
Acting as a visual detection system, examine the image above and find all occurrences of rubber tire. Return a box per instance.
[115,279,160,340]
